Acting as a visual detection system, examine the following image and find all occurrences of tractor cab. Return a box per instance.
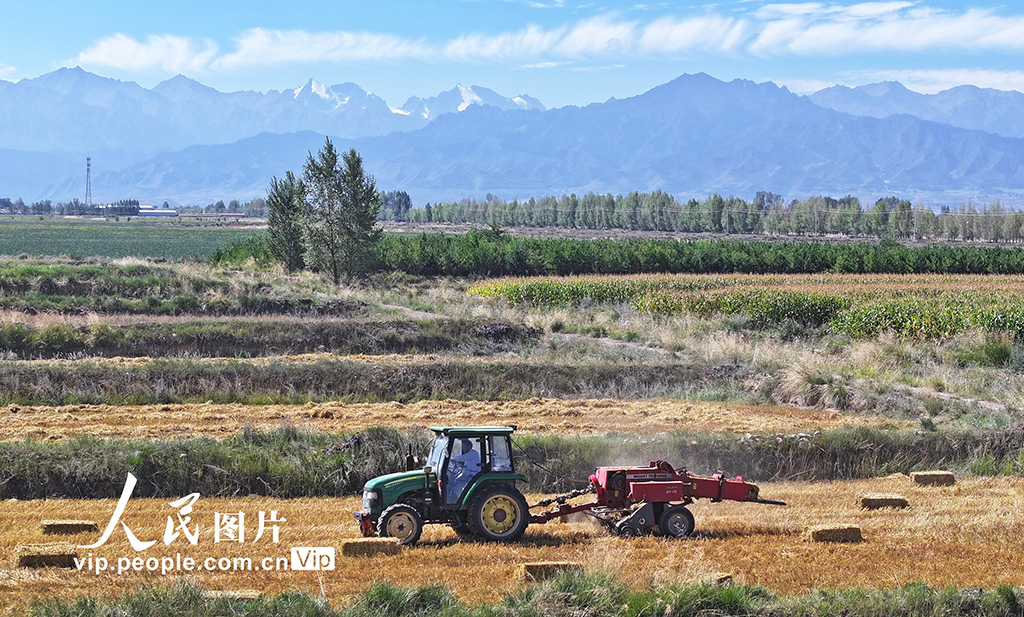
[356,426,529,546]
[426,427,516,506]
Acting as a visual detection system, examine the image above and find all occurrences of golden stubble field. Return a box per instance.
[0,398,906,441]
[1,476,1023,614]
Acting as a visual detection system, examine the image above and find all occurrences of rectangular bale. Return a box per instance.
[517,562,583,583]
[860,494,909,510]
[340,538,402,557]
[911,471,955,486]
[14,543,78,568]
[41,520,99,535]
[803,525,863,543]
[203,590,262,600]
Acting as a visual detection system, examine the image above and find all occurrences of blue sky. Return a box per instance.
[3,1,1024,107]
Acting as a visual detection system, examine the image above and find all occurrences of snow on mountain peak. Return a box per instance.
[294,79,332,100]
[457,85,484,112]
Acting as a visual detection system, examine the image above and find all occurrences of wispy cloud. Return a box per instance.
[75,34,218,73]
[751,4,1024,55]
[0,63,16,79]
[215,28,432,68]
[66,3,1024,79]
[640,15,748,53]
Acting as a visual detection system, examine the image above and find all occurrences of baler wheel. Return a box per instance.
[659,505,695,538]
[378,504,423,546]
[617,524,641,537]
[468,484,530,542]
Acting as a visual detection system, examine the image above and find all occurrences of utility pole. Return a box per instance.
[85,157,92,207]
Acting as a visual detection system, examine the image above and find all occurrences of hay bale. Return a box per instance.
[517,562,583,583]
[203,590,262,600]
[13,543,78,568]
[340,538,402,557]
[911,471,955,486]
[40,520,99,535]
[860,494,909,510]
[803,525,863,543]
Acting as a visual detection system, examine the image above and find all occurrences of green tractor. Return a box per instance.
[355,426,530,545]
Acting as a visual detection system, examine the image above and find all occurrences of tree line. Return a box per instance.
[403,192,1024,242]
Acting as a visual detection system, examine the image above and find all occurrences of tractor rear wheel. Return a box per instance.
[659,505,695,538]
[378,504,423,546]
[467,484,530,542]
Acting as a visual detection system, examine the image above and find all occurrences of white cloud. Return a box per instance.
[444,16,638,60]
[862,69,1024,94]
[66,3,1024,78]
[640,15,748,53]
[216,28,431,68]
[446,14,750,60]
[0,63,15,79]
[444,25,565,60]
[751,4,1024,55]
[516,61,571,69]
[75,34,218,73]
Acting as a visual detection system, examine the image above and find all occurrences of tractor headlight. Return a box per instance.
[362,490,378,510]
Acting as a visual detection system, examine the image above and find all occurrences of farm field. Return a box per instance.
[3,248,1024,615]
[0,398,902,441]
[2,477,1023,615]
[0,217,258,260]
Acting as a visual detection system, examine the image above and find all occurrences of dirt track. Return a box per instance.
[0,398,907,441]
[1,476,1021,614]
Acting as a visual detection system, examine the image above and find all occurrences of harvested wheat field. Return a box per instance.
[1,476,1022,614]
[0,399,906,441]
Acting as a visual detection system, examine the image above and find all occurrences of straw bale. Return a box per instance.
[40,520,99,535]
[860,494,909,510]
[803,525,863,543]
[517,562,583,583]
[340,537,402,557]
[203,590,262,600]
[911,471,955,486]
[13,543,78,568]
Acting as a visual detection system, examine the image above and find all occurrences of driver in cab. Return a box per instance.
[447,438,481,503]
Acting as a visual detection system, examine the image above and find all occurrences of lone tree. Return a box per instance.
[302,138,382,283]
[266,170,306,273]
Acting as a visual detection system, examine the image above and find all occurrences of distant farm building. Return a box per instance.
[137,205,178,217]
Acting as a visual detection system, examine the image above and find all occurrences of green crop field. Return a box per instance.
[0,216,259,259]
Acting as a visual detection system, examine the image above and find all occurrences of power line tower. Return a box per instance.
[85,157,92,207]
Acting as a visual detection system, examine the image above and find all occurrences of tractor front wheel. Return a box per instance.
[467,484,530,542]
[659,505,695,538]
[378,504,424,546]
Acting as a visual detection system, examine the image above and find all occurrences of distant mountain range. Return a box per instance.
[0,67,543,199]
[4,68,1024,206]
[809,82,1024,139]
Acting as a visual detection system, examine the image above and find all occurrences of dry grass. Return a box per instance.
[1,477,1023,614]
[0,398,906,442]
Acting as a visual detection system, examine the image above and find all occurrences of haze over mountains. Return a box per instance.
[4,68,1024,206]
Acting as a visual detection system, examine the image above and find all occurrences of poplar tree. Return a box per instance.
[266,170,306,273]
[302,138,382,283]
